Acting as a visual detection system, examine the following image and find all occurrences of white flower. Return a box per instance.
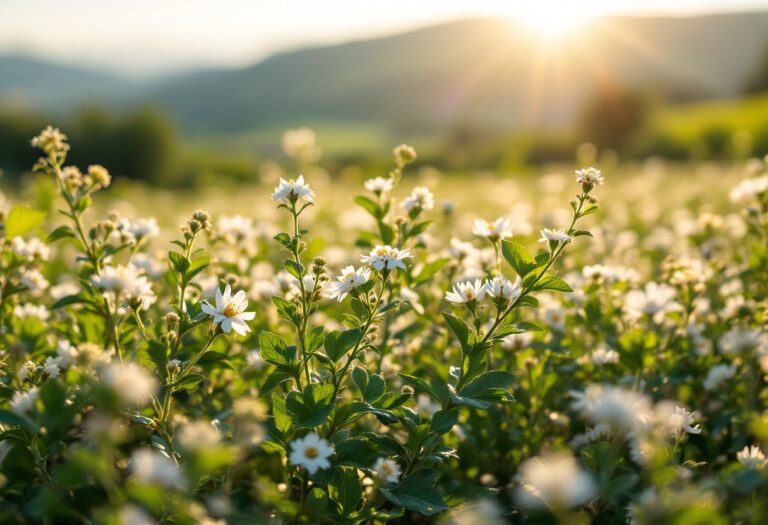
[372,457,401,483]
[624,282,678,320]
[20,269,49,292]
[202,285,256,336]
[271,175,315,203]
[124,217,160,241]
[118,504,156,525]
[326,265,371,301]
[570,385,652,434]
[361,245,411,271]
[445,279,487,304]
[11,236,50,261]
[245,349,266,370]
[670,406,702,435]
[485,276,522,301]
[92,264,144,292]
[31,126,69,154]
[130,449,182,487]
[703,364,736,391]
[177,420,221,450]
[103,362,158,406]
[43,356,62,378]
[737,445,767,469]
[218,215,256,244]
[56,340,79,367]
[400,187,434,212]
[590,346,619,365]
[473,218,513,241]
[515,452,595,510]
[13,303,49,320]
[10,388,38,415]
[288,432,334,475]
[538,228,572,244]
[718,328,762,355]
[730,175,768,203]
[575,167,605,188]
[364,177,394,195]
[282,128,321,162]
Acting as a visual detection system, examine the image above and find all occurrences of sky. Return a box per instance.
[1,0,767,76]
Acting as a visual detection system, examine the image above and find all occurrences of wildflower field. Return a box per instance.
[1,126,767,525]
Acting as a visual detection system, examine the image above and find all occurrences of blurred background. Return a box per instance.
[2,0,768,187]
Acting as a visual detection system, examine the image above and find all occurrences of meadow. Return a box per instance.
[0,126,767,525]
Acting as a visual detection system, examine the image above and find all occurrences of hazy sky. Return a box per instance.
[1,0,767,75]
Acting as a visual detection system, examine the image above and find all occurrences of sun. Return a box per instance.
[516,4,596,39]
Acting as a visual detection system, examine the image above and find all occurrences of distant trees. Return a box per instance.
[743,41,768,94]
[577,83,651,151]
[0,107,177,184]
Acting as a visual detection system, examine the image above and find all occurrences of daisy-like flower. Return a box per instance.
[10,388,38,415]
[400,187,434,212]
[575,167,605,189]
[271,175,315,203]
[445,279,487,304]
[91,264,144,292]
[539,228,572,244]
[473,218,513,241]
[289,433,334,475]
[737,445,767,469]
[671,406,702,435]
[103,362,158,407]
[515,452,596,511]
[485,276,522,301]
[361,245,411,272]
[326,265,371,301]
[372,457,402,483]
[364,177,394,195]
[202,285,256,335]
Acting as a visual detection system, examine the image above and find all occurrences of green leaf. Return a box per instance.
[354,195,384,219]
[380,469,447,516]
[442,312,470,353]
[501,240,538,277]
[46,225,75,243]
[271,393,292,434]
[430,409,458,435]
[168,251,190,274]
[5,206,46,238]
[413,259,449,285]
[185,255,210,282]
[533,274,573,293]
[176,373,205,391]
[453,371,515,409]
[330,466,363,517]
[259,332,297,367]
[286,383,336,428]
[284,259,304,279]
[51,294,88,310]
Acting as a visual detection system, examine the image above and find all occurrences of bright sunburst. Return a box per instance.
[515,3,597,39]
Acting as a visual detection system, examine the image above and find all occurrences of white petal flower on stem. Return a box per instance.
[288,432,334,475]
[445,279,487,304]
[473,218,513,241]
[372,457,401,483]
[737,445,767,469]
[400,187,434,212]
[361,245,411,272]
[271,175,315,203]
[575,167,605,187]
[130,449,183,487]
[671,406,702,435]
[202,285,256,335]
[43,356,62,378]
[484,276,522,301]
[103,362,158,407]
[326,265,371,301]
[538,228,572,244]
[515,452,596,510]
[364,177,394,195]
[10,388,38,415]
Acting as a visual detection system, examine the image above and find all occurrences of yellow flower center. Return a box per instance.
[381,463,393,475]
[223,303,242,317]
[304,446,318,459]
